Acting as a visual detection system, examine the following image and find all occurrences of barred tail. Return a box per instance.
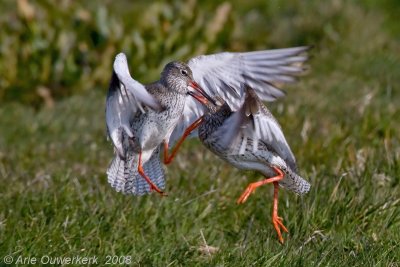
[107,154,131,193]
[107,146,165,196]
[123,146,165,195]
[279,165,311,195]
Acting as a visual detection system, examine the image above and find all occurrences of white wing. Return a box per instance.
[106,53,162,158]
[213,86,297,171]
[170,46,310,146]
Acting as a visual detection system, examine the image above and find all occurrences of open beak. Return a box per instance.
[188,81,217,106]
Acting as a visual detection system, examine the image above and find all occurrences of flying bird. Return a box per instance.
[106,53,214,195]
[106,46,310,196]
[197,86,311,243]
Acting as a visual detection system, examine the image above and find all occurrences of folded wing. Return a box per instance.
[213,86,297,171]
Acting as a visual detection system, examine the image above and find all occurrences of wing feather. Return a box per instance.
[211,87,297,171]
[170,46,310,146]
[106,53,162,158]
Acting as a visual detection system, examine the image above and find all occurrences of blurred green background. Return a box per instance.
[0,0,399,266]
[2,0,398,107]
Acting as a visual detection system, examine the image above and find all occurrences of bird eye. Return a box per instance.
[180,69,188,76]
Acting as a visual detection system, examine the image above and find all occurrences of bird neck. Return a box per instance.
[199,102,232,140]
[159,75,187,95]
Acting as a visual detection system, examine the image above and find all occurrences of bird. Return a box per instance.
[196,86,311,244]
[106,53,215,196]
[106,46,310,196]
[168,46,310,147]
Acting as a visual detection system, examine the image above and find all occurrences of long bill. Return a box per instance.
[188,81,217,106]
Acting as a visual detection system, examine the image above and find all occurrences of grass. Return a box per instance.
[1,0,400,266]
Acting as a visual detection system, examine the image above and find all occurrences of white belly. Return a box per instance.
[225,150,284,178]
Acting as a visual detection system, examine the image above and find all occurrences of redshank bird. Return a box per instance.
[106,53,214,195]
[168,46,310,150]
[106,46,310,196]
[195,86,310,243]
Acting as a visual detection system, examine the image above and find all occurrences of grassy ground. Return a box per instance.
[1,0,400,266]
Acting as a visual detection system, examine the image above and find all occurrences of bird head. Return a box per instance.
[161,61,216,105]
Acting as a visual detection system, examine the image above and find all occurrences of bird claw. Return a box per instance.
[272,215,288,244]
[149,184,167,196]
[236,174,288,244]
[236,184,256,204]
[237,178,277,204]
[138,154,167,197]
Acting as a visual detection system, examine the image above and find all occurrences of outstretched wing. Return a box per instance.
[213,86,297,171]
[106,53,162,158]
[170,46,310,146]
[189,46,309,107]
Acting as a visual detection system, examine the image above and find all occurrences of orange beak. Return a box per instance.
[188,81,216,105]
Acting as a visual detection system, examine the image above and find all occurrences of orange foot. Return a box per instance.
[237,180,265,204]
[272,182,288,244]
[236,167,284,204]
[148,183,167,196]
[138,151,167,196]
[272,215,288,244]
[236,167,289,244]
[139,168,167,196]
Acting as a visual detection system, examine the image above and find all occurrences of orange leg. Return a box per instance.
[237,166,288,243]
[237,167,284,204]
[164,116,204,165]
[138,151,166,196]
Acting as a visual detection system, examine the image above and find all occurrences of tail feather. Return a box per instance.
[123,146,165,195]
[107,146,165,196]
[141,147,165,193]
[279,164,310,195]
[107,155,129,192]
[120,151,140,194]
